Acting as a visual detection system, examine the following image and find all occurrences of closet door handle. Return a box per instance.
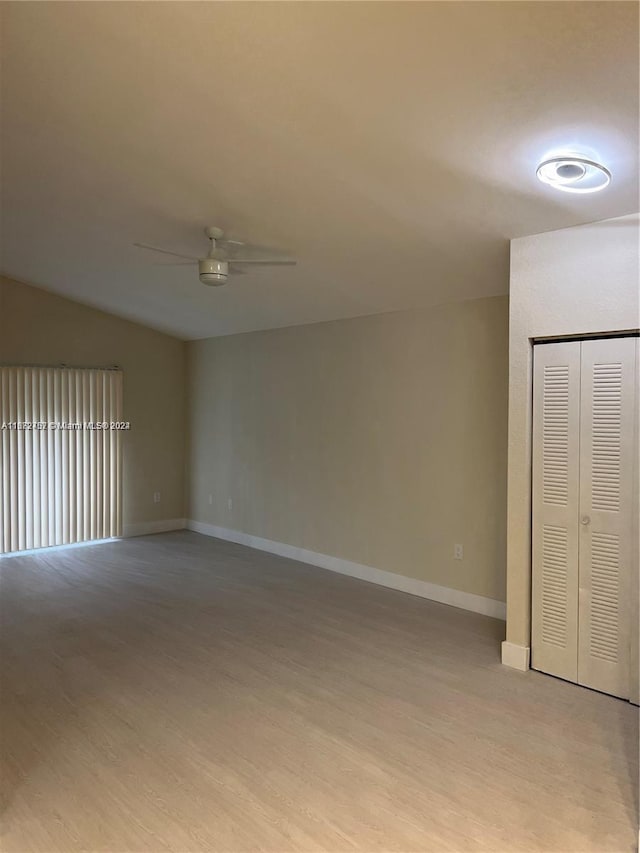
[581,515,591,526]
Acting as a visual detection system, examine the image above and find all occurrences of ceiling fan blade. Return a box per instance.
[228,266,246,276]
[227,259,297,266]
[133,242,198,261]
[152,261,197,266]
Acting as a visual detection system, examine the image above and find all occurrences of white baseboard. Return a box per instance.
[123,518,186,538]
[501,641,530,671]
[186,519,506,620]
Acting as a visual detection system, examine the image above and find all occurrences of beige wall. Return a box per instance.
[187,295,509,603]
[0,276,186,531]
[505,214,640,655]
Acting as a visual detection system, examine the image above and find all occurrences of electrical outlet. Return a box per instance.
[208,494,213,505]
[454,544,464,560]
[153,491,161,504]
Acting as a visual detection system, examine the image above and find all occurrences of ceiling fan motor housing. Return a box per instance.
[199,258,228,285]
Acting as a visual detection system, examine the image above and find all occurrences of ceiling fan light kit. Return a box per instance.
[134,226,296,286]
[199,258,229,286]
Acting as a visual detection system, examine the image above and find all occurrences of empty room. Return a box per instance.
[0,2,638,851]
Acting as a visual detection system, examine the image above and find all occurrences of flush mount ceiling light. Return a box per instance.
[536,156,611,194]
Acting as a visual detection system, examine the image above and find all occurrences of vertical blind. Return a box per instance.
[0,367,123,554]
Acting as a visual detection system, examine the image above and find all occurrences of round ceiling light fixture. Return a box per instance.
[536,156,611,193]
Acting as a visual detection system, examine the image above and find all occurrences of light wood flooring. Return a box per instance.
[0,531,637,852]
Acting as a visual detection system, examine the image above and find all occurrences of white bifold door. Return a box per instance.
[532,337,639,701]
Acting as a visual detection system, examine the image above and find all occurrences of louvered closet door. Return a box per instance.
[577,337,637,699]
[531,342,581,682]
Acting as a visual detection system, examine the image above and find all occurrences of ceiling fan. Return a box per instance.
[134,226,297,286]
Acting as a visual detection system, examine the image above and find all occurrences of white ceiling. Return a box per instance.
[1,2,638,340]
